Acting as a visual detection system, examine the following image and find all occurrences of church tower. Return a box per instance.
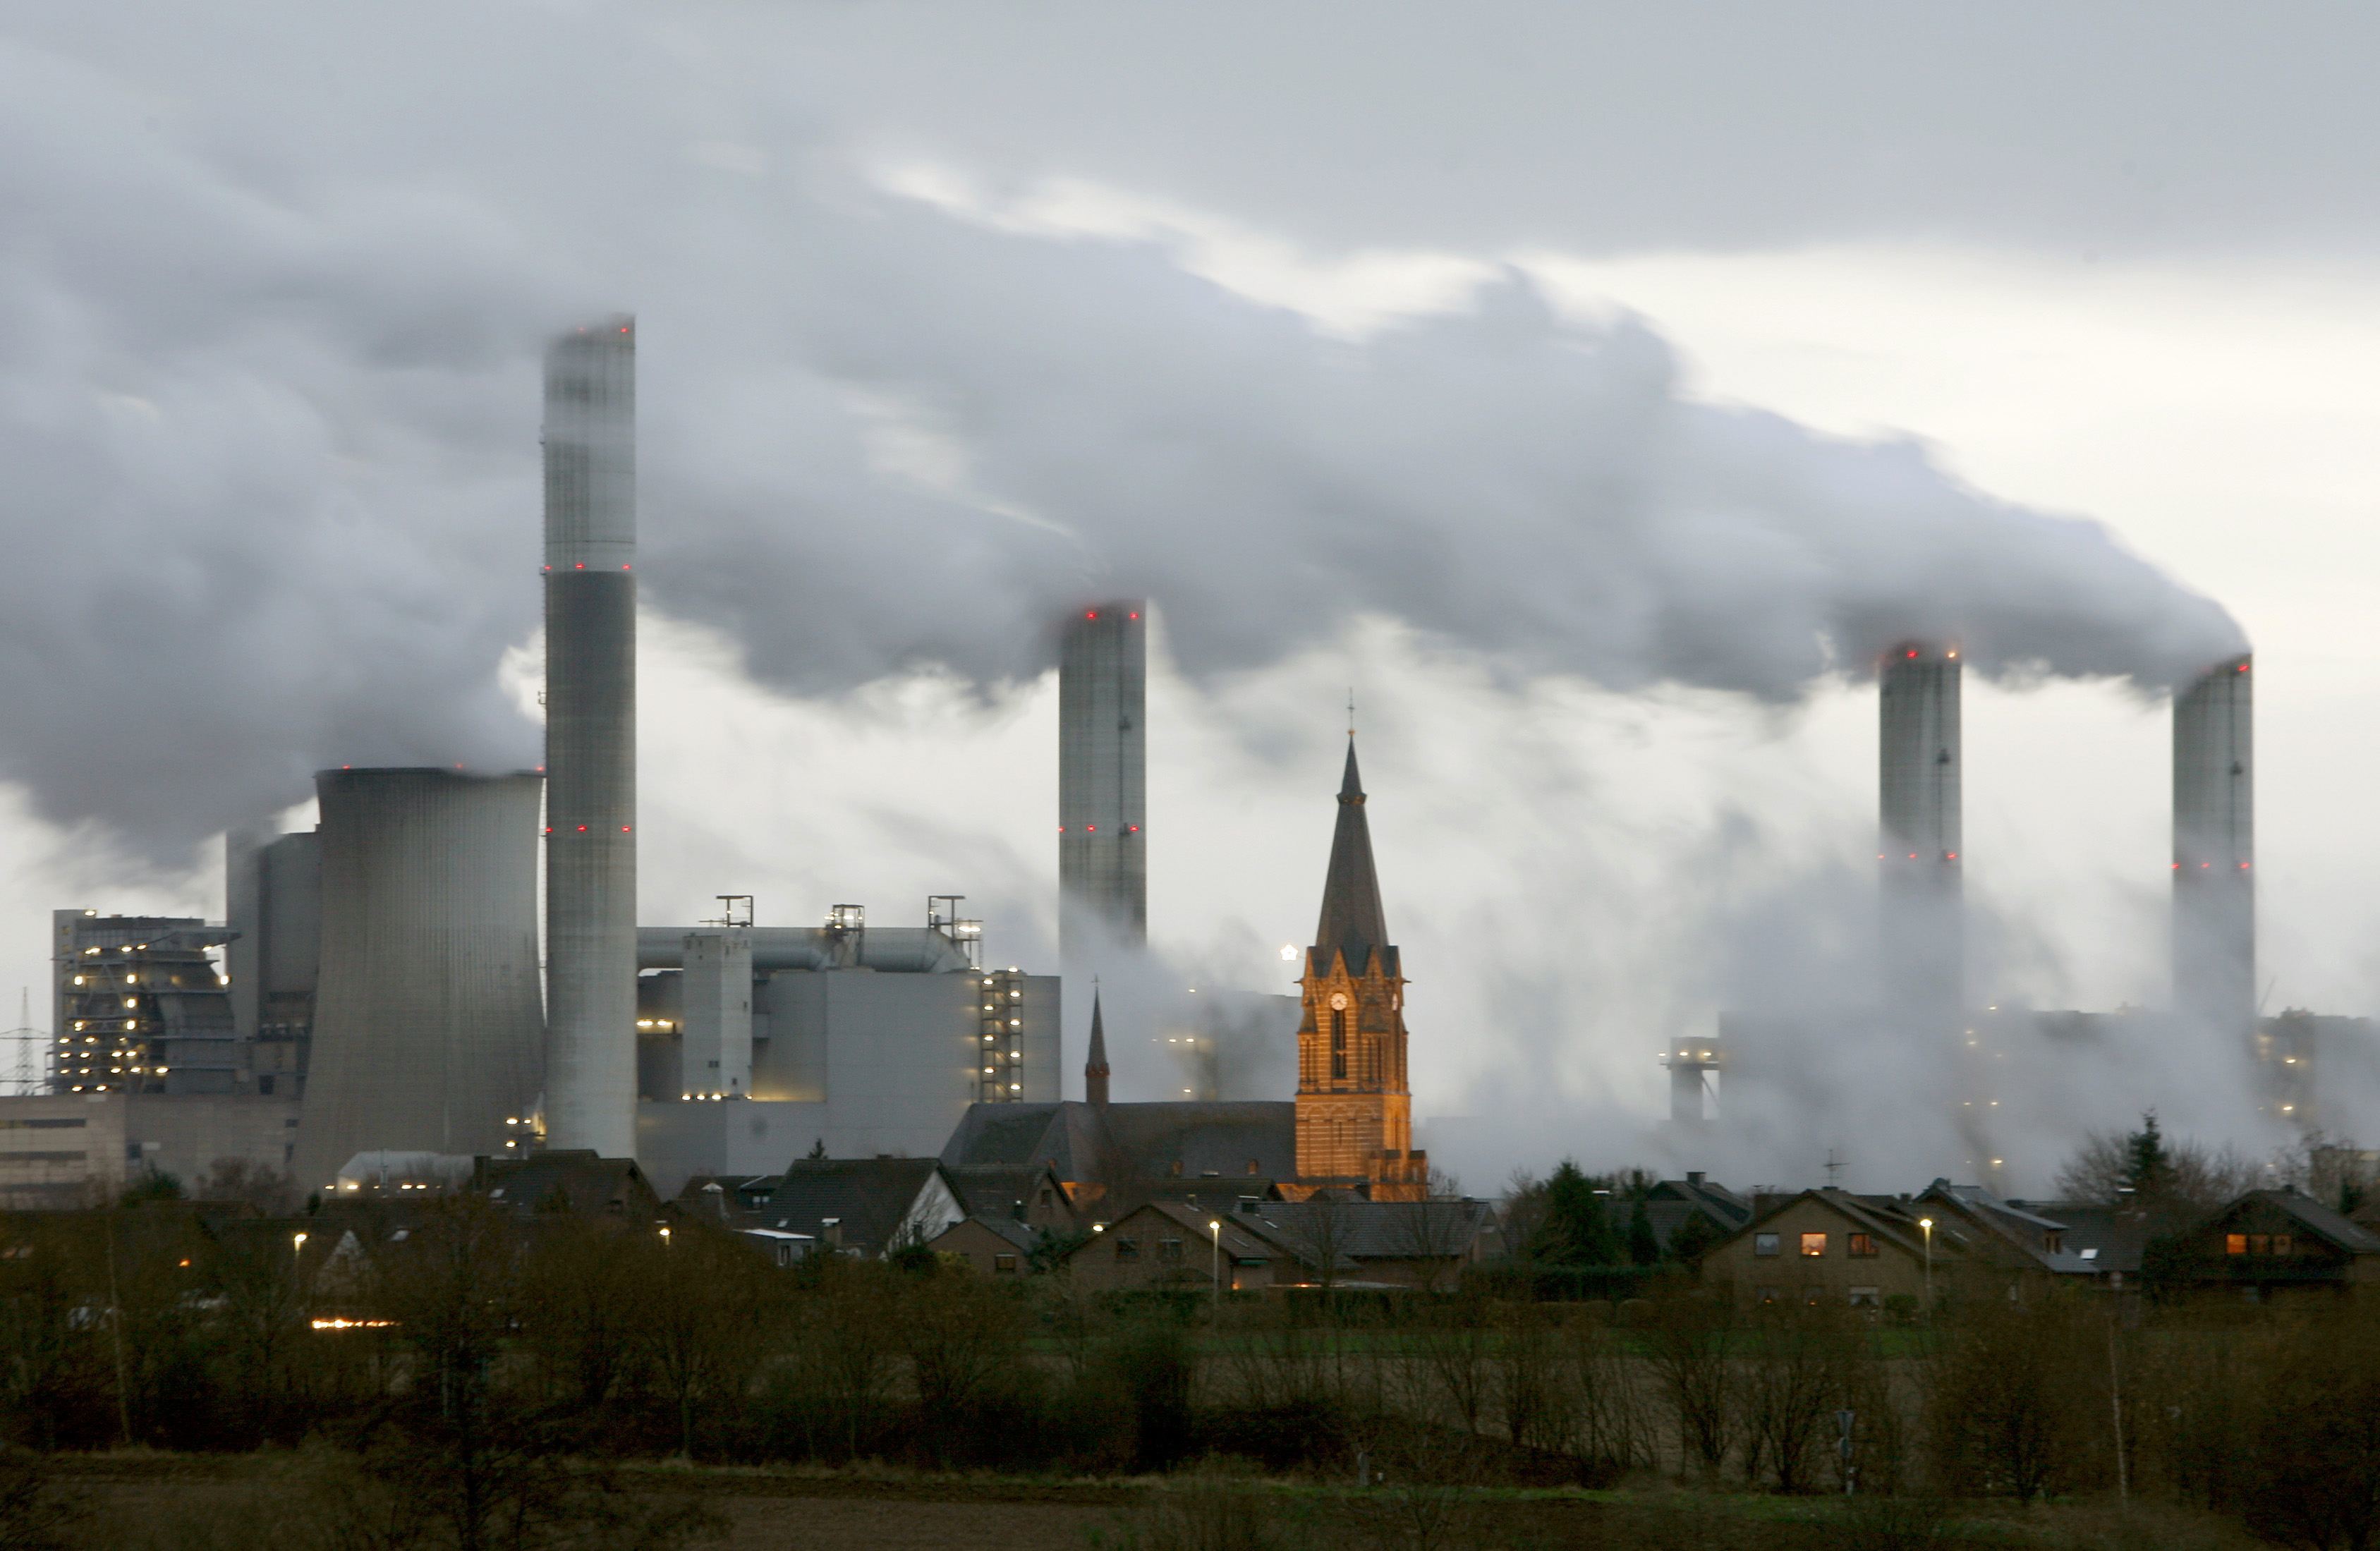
[1294,739,1426,1199]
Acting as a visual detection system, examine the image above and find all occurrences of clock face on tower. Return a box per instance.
[1329,992,1349,1011]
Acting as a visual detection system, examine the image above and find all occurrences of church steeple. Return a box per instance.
[1312,739,1392,978]
[1084,988,1110,1107]
[1293,731,1425,1198]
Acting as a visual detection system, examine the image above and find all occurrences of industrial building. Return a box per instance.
[51,910,236,1096]
[225,825,321,1098]
[632,901,1060,1194]
[291,766,547,1188]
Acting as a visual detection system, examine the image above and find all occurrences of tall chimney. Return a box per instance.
[2173,655,2254,1041]
[542,318,638,1157]
[1059,602,1147,977]
[1879,643,1963,1033]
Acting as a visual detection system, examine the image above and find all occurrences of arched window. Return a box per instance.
[1330,1009,1347,1079]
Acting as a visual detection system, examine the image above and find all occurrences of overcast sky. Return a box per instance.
[4,4,2376,1192]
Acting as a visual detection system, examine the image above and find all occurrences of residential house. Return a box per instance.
[925,1214,1042,1277]
[1062,1201,1287,1294]
[2165,1188,2380,1301]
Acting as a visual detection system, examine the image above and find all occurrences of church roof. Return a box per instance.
[938,1098,1295,1191]
[1311,738,1396,977]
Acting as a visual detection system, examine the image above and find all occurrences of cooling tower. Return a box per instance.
[542,318,638,1157]
[1058,602,1147,971]
[291,769,546,1186]
[2173,655,2254,1040]
[1879,643,1963,1032]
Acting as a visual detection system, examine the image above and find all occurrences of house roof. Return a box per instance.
[1918,1181,2100,1274]
[1113,1200,1287,1264]
[933,1213,1040,1255]
[2216,1188,2380,1254]
[2027,1202,2151,1275]
[1232,1198,1495,1269]
[473,1150,659,1219]
[719,1157,951,1253]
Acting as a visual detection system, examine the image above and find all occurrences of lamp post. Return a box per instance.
[1210,1220,1222,1311]
[291,1230,308,1310]
[1918,1217,1933,1315]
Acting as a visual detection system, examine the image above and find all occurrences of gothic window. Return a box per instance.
[1330,1009,1347,1080]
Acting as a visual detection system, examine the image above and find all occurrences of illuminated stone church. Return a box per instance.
[1291,739,1428,1200]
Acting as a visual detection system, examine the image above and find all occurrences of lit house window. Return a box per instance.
[1800,1232,1828,1257]
[1754,1233,1780,1258]
[2226,1234,2247,1256]
[1847,1233,1878,1258]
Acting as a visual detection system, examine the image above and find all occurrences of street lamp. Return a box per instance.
[1918,1217,1933,1314]
[658,1224,672,1248]
[1210,1220,1222,1310]
[291,1231,308,1304]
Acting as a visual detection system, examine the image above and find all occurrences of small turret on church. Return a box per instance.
[1294,739,1426,1200]
[1084,989,1111,1107]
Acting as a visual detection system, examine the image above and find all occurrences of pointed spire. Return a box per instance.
[1313,737,1391,974]
[1084,987,1111,1107]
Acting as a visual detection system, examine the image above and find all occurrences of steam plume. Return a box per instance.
[0,21,2243,860]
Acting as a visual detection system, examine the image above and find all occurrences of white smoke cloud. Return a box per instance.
[0,11,2241,863]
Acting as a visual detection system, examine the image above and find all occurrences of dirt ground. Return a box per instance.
[711,1495,1113,1550]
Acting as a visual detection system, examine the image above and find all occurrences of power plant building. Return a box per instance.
[542,318,640,1160]
[51,911,236,1096]
[225,826,321,1099]
[291,767,547,1187]
[633,904,1060,1193]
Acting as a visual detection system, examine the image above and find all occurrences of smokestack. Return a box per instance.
[542,318,638,1157]
[1878,643,1963,1033]
[291,768,546,1186]
[1058,602,1147,978]
[2173,654,2254,1040]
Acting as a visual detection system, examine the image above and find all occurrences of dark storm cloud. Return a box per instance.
[0,7,2243,862]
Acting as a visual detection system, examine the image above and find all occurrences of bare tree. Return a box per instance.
[195,1158,300,1215]
[2054,1114,2259,1215]
[1644,1296,1737,1478]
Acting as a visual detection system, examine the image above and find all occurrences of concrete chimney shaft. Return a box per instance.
[542,319,638,1157]
[2173,655,2254,1040]
[1879,644,1963,1033]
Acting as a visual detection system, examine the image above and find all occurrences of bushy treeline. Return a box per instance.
[0,1198,2377,1550]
